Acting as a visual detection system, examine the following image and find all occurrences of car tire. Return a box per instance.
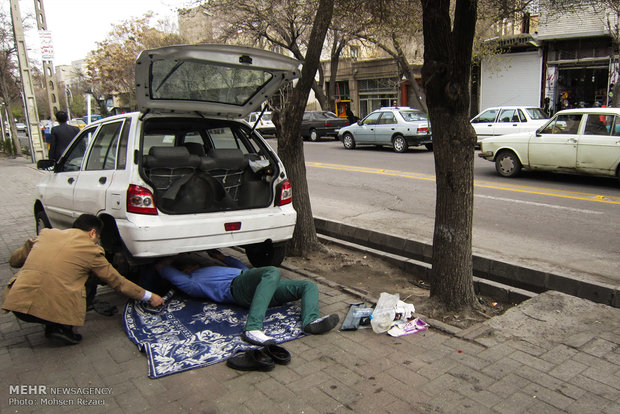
[342,133,356,149]
[495,150,522,177]
[245,242,287,267]
[309,129,319,142]
[425,143,433,151]
[35,210,51,234]
[392,135,408,153]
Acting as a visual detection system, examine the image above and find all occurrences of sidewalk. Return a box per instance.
[0,156,619,414]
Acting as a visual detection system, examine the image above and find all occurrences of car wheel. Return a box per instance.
[245,242,287,267]
[425,143,433,151]
[342,133,356,149]
[35,210,51,234]
[392,135,408,153]
[309,129,319,142]
[495,150,522,177]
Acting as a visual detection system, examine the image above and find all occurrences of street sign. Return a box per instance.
[39,30,54,62]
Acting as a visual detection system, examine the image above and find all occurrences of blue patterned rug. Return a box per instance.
[123,294,304,378]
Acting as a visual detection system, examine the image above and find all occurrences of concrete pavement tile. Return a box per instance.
[562,332,595,349]
[425,388,474,413]
[522,382,576,410]
[350,353,397,378]
[113,390,149,412]
[268,363,304,385]
[130,376,167,398]
[599,331,620,346]
[487,373,531,398]
[386,363,430,389]
[291,353,332,376]
[526,399,567,414]
[416,356,459,380]
[255,377,298,404]
[548,358,588,382]
[348,387,404,413]
[448,349,492,371]
[477,342,519,363]
[448,364,497,390]
[318,377,362,406]
[513,364,585,400]
[422,372,468,397]
[581,364,620,390]
[508,350,555,372]
[565,391,616,414]
[539,343,578,365]
[323,361,365,387]
[416,343,453,364]
[568,374,620,401]
[508,339,548,357]
[287,371,332,393]
[480,356,522,380]
[298,387,347,413]
[491,391,537,414]
[603,395,620,414]
[443,337,487,354]
[581,337,617,358]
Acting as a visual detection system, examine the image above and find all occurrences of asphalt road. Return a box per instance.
[282,138,620,287]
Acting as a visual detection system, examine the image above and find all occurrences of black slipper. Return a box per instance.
[263,344,291,365]
[226,349,275,372]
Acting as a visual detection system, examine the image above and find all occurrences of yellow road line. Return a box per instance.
[307,162,620,205]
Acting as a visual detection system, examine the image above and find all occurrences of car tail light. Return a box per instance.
[127,184,158,215]
[417,127,429,134]
[323,121,333,127]
[225,222,242,231]
[276,180,292,206]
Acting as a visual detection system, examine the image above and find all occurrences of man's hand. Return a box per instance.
[149,293,164,307]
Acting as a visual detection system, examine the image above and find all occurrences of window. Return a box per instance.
[117,120,130,170]
[476,109,499,123]
[362,112,381,125]
[60,126,95,172]
[379,112,396,124]
[400,110,427,121]
[143,134,175,154]
[498,109,519,123]
[183,131,204,144]
[208,127,247,154]
[86,122,123,170]
[350,46,359,59]
[540,114,582,134]
[584,114,613,136]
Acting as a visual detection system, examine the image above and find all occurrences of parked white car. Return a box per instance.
[471,106,549,144]
[479,108,620,183]
[246,111,276,136]
[34,45,300,270]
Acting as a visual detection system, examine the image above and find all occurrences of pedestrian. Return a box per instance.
[154,250,339,346]
[2,214,164,345]
[48,110,79,161]
[346,105,358,124]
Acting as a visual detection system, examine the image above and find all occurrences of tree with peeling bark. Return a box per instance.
[0,6,23,156]
[420,0,479,309]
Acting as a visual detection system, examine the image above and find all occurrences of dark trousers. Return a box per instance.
[13,311,66,330]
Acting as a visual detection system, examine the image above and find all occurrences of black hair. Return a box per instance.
[172,255,199,272]
[55,111,68,123]
[72,214,104,234]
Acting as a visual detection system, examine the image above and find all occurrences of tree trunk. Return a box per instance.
[421,0,477,310]
[276,0,335,257]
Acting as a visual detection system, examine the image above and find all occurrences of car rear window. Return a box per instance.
[400,110,428,121]
[525,108,548,120]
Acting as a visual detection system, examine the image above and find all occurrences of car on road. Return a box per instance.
[34,44,300,271]
[246,111,275,136]
[15,122,27,133]
[471,106,548,145]
[479,107,620,182]
[338,107,433,153]
[301,111,350,141]
[69,118,87,130]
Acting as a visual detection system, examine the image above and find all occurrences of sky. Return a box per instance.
[17,0,196,67]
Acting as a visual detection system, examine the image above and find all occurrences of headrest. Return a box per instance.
[206,149,248,170]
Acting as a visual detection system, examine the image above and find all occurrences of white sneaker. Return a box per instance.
[242,330,275,346]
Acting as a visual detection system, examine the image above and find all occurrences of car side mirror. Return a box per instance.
[357,120,362,125]
[37,159,55,170]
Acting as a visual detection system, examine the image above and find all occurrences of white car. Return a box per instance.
[471,106,549,144]
[246,111,276,136]
[34,45,300,270]
[479,108,620,183]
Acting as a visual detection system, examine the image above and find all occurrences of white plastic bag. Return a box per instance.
[370,292,400,333]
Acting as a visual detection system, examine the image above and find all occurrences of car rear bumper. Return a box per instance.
[478,151,494,160]
[405,135,433,146]
[117,205,297,257]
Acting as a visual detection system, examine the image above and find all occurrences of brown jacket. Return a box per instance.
[2,228,145,326]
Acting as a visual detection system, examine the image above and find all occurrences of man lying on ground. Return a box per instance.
[154,250,339,346]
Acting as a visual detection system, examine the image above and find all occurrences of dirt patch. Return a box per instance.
[283,242,514,330]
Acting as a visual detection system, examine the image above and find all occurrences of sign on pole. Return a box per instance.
[39,30,54,62]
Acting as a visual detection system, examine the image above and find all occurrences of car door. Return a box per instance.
[471,108,499,138]
[528,113,582,169]
[41,125,96,228]
[493,109,522,136]
[577,114,620,174]
[372,111,397,144]
[73,120,126,216]
[356,112,382,144]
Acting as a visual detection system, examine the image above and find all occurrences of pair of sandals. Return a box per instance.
[226,344,291,372]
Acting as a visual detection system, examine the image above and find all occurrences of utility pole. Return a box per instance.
[34,0,60,119]
[10,0,46,161]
